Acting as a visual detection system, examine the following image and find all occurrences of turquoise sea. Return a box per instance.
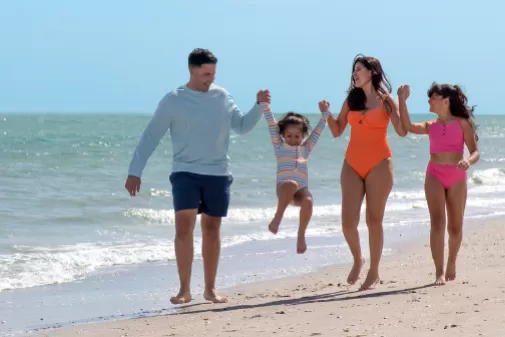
[0,113,504,336]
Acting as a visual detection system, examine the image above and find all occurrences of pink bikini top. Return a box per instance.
[429,120,464,154]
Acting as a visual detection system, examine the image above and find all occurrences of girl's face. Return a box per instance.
[428,93,449,114]
[282,125,304,146]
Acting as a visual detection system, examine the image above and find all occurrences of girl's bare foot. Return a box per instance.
[359,269,379,291]
[297,234,307,254]
[170,291,192,304]
[435,272,446,285]
[268,217,281,234]
[347,257,365,285]
[445,261,456,281]
[204,289,228,304]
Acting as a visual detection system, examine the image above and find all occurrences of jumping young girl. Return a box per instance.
[261,101,330,254]
[398,82,480,285]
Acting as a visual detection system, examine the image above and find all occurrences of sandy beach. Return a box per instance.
[33,217,505,337]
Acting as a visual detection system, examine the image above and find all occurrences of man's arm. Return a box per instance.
[228,92,263,135]
[127,95,173,177]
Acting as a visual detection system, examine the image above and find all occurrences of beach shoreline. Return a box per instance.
[30,215,505,337]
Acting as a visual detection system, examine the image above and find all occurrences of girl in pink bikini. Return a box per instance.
[398,82,480,286]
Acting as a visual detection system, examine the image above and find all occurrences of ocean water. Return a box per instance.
[0,112,504,335]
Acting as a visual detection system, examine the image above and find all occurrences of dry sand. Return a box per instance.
[35,218,505,337]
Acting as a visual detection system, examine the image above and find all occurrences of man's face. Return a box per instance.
[190,63,216,91]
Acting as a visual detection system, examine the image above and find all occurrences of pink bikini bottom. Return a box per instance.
[426,161,467,189]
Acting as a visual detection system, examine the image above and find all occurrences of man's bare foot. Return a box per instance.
[434,272,446,285]
[359,270,379,291]
[347,257,365,285]
[445,261,456,281]
[268,216,281,234]
[170,291,192,305]
[204,289,228,304]
[297,234,307,254]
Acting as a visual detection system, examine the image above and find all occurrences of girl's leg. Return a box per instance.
[340,161,366,285]
[293,188,313,254]
[445,180,467,281]
[424,174,447,285]
[361,159,393,291]
[269,180,299,234]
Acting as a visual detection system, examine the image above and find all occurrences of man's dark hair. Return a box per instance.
[188,48,218,68]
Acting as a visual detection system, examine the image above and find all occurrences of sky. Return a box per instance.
[0,0,503,115]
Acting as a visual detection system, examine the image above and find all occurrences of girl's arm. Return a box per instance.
[460,118,480,165]
[306,110,331,153]
[398,95,430,135]
[261,103,282,146]
[327,100,350,137]
[384,95,407,137]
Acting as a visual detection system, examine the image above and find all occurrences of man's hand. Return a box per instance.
[125,175,141,196]
[257,90,271,104]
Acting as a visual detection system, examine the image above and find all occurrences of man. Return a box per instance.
[125,48,270,304]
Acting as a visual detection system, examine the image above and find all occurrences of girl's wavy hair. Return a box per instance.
[428,82,478,141]
[277,112,310,136]
[346,54,392,112]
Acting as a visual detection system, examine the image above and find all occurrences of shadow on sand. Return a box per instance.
[170,283,435,317]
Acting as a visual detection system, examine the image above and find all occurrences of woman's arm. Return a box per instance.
[327,100,350,137]
[384,95,407,137]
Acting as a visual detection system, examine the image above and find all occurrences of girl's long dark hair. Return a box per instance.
[346,54,392,112]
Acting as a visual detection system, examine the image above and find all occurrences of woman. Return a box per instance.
[326,54,407,290]
[397,83,479,285]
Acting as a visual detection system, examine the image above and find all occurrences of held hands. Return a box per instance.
[457,159,470,171]
[318,100,330,113]
[125,175,141,196]
[397,85,410,101]
[257,90,271,104]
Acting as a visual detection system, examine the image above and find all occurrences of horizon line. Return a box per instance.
[0,111,503,116]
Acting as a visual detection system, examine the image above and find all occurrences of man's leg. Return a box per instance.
[201,214,225,303]
[200,174,233,303]
[169,172,200,304]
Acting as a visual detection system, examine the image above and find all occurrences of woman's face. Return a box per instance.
[352,62,372,88]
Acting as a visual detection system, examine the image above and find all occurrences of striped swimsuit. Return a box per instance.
[262,103,330,189]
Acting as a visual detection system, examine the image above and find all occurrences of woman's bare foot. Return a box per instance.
[359,269,379,291]
[434,272,446,286]
[203,289,228,304]
[347,257,365,285]
[445,261,456,281]
[170,291,192,305]
[268,216,281,234]
[297,234,307,254]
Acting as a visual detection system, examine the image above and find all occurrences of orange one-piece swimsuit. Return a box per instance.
[345,101,392,179]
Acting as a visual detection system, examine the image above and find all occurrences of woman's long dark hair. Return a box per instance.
[346,54,392,112]
[428,82,478,140]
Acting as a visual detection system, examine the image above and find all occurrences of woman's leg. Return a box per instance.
[424,173,447,285]
[445,180,467,281]
[269,180,299,234]
[293,188,313,254]
[340,161,366,285]
[360,159,393,291]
